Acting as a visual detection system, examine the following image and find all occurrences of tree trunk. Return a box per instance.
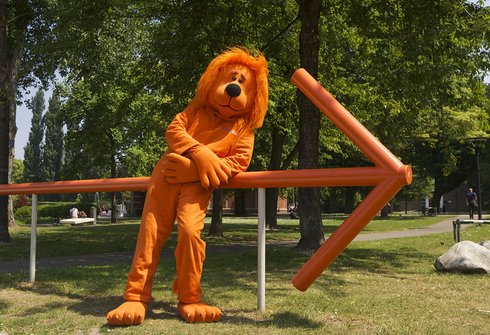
[266,188,279,229]
[233,189,247,216]
[296,0,324,251]
[0,0,30,242]
[111,192,117,223]
[344,187,358,214]
[208,189,223,237]
[110,153,117,223]
[266,126,285,229]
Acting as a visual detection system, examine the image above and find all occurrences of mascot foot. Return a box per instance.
[106,301,147,326]
[177,302,222,323]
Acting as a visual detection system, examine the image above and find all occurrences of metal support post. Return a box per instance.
[476,148,483,220]
[257,188,266,311]
[29,194,38,283]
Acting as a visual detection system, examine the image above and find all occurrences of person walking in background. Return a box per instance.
[466,188,477,219]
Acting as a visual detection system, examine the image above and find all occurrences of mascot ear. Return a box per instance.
[248,53,269,129]
[193,60,222,109]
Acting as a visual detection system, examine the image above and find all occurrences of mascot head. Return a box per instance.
[190,47,269,129]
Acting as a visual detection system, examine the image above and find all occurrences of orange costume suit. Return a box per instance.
[107,48,268,325]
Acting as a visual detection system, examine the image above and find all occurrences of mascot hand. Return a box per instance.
[163,153,200,184]
[191,146,232,189]
[106,301,147,326]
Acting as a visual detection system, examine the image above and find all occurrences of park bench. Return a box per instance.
[426,207,437,216]
[452,219,490,242]
[422,206,437,216]
[59,218,95,225]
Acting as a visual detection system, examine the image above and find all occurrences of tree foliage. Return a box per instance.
[23,88,45,182]
[41,86,64,182]
[1,0,490,243]
[315,0,490,209]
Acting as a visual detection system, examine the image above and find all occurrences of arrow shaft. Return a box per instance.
[291,178,404,291]
[291,68,404,172]
[0,167,412,196]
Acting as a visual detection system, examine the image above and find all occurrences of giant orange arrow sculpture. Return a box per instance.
[0,68,411,291]
[290,69,412,291]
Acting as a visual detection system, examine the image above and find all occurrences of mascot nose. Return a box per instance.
[225,83,241,98]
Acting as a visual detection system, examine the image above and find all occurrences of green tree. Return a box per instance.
[1,0,132,239]
[296,0,324,251]
[0,0,91,240]
[58,2,167,222]
[41,86,64,182]
[23,88,45,182]
[395,2,490,207]
[0,0,33,242]
[316,0,490,213]
[11,158,24,184]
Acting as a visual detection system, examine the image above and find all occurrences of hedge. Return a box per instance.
[14,202,94,221]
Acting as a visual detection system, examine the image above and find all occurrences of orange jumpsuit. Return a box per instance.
[123,106,254,304]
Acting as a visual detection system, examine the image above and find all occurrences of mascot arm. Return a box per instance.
[165,109,200,154]
[164,130,254,186]
[164,109,254,188]
[163,150,225,187]
[163,153,200,184]
[188,145,232,189]
[220,129,255,174]
[188,129,254,188]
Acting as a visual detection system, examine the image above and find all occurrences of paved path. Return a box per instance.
[0,215,468,274]
[353,215,464,241]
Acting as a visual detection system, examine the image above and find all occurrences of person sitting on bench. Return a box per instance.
[69,206,79,219]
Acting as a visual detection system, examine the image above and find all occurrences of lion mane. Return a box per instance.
[189,47,269,129]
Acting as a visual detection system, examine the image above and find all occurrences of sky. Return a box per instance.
[13,0,490,160]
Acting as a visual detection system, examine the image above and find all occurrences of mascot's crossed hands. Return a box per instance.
[106,48,268,325]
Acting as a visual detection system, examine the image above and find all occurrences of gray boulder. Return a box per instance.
[434,241,490,274]
[479,240,490,250]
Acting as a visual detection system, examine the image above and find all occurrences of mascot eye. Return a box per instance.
[232,75,237,81]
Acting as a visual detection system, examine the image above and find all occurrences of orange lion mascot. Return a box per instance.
[106,48,268,325]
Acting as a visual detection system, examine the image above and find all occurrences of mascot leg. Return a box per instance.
[173,183,222,323]
[107,156,179,326]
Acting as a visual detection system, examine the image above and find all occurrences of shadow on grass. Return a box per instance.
[2,241,434,289]
[221,310,323,330]
[0,299,11,313]
[331,246,434,274]
[270,311,323,329]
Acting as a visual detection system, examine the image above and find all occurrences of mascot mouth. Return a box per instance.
[218,103,241,112]
[218,96,243,112]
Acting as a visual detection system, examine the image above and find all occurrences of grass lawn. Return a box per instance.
[0,214,489,334]
[0,214,447,261]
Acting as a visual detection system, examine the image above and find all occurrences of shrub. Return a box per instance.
[14,205,33,220]
[14,202,95,221]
